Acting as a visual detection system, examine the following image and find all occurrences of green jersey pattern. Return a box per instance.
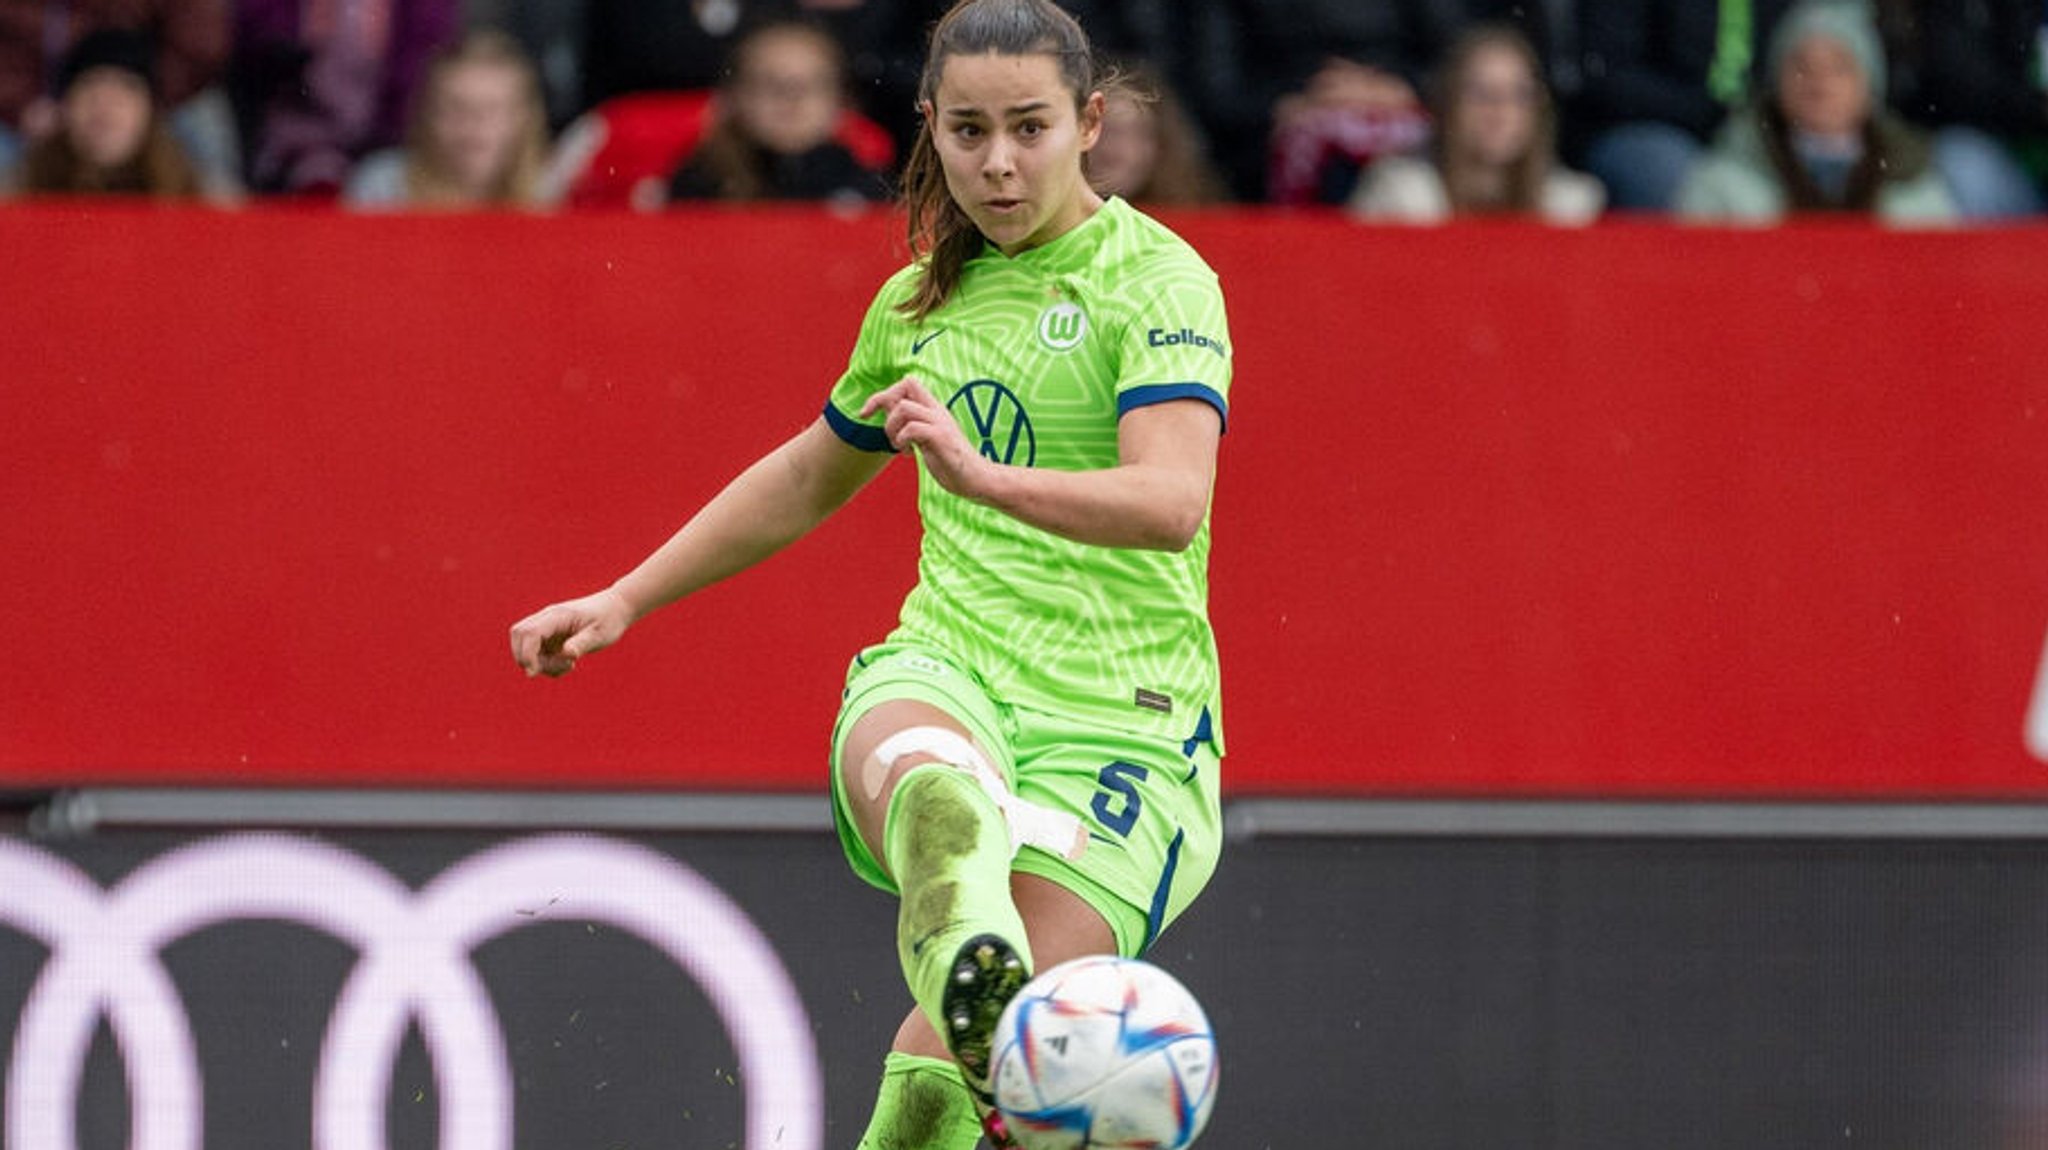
[825,198,1232,746]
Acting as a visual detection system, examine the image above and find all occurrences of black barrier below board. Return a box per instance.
[2,822,2046,1149]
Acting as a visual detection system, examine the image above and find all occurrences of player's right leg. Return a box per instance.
[843,697,1032,1093]
[830,645,1062,1099]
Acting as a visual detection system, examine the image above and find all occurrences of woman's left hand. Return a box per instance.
[861,376,991,500]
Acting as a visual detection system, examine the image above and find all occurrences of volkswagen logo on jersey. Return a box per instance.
[949,380,1037,467]
[1036,302,1088,351]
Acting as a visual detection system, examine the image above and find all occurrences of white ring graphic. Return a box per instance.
[2028,620,2048,764]
[0,833,822,1150]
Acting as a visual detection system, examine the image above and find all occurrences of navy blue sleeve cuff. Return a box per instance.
[822,400,897,452]
[1117,383,1229,434]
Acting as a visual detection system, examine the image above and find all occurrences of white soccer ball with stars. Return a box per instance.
[990,954,1219,1150]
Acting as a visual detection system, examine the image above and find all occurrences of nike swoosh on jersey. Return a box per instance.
[912,328,947,355]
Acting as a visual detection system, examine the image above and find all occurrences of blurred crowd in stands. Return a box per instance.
[1,0,2042,225]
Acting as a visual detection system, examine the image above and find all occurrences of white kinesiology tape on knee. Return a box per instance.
[872,726,1086,860]
[872,726,990,779]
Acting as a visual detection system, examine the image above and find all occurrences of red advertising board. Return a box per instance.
[3,204,2044,795]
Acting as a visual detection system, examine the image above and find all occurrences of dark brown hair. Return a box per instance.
[1430,22,1556,215]
[897,0,1100,321]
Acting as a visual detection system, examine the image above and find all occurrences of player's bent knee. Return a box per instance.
[840,703,983,792]
[866,726,992,798]
[838,707,993,852]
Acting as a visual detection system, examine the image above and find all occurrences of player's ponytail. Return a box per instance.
[897,0,1099,322]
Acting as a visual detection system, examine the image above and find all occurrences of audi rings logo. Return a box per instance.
[0,833,822,1150]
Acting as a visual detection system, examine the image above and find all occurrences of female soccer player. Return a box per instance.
[509,2,1231,1145]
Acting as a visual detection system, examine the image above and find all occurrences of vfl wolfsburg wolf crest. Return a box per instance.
[1037,302,1088,351]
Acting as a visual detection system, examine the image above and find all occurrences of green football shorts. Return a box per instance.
[830,641,1223,958]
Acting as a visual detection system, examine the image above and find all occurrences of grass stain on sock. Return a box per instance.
[883,1068,960,1149]
[896,773,995,962]
[899,772,983,874]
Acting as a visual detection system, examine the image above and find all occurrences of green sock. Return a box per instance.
[885,764,1033,1036]
[854,1052,986,1150]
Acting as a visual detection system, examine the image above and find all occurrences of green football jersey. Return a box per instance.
[825,198,1231,747]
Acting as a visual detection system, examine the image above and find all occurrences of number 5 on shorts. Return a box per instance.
[1091,762,1149,838]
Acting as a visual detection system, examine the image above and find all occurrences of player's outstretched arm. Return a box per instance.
[862,377,1219,552]
[509,418,890,677]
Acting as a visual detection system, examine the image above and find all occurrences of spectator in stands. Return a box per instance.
[1180,0,1469,202]
[1085,61,1229,206]
[1350,22,1604,224]
[1576,0,1801,212]
[0,0,235,185]
[4,28,215,198]
[343,29,553,209]
[662,19,889,204]
[1675,0,1955,224]
[1898,0,2046,218]
[231,0,461,195]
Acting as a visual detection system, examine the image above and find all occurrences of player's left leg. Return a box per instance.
[852,1051,983,1150]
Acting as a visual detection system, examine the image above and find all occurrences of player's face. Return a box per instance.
[926,51,1105,256]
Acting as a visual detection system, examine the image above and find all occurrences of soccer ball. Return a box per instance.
[989,955,1219,1150]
